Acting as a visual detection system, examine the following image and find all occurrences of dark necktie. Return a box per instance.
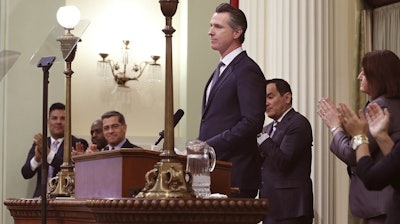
[104,146,114,150]
[210,61,224,90]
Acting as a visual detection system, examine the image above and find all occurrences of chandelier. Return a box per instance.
[97,40,161,88]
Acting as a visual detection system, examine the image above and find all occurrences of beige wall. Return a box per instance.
[65,0,222,150]
[1,0,221,223]
[1,0,358,224]
[1,1,65,223]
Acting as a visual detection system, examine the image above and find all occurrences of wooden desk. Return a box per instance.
[73,149,232,198]
[4,197,268,224]
[5,150,268,223]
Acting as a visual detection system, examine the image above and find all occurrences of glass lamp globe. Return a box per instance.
[56,5,80,29]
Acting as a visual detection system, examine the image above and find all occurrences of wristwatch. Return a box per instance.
[352,135,369,150]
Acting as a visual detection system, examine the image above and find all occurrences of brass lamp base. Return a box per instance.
[48,166,75,198]
[135,159,196,199]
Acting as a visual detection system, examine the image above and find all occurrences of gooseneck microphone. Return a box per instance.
[154,109,184,146]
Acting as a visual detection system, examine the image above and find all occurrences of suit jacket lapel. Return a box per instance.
[202,51,247,118]
[203,67,229,114]
[202,75,213,112]
[275,109,295,134]
[262,124,272,135]
[207,66,232,103]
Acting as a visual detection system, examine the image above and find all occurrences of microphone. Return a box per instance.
[154,109,184,146]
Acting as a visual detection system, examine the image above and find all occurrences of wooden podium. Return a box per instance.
[5,149,269,223]
[73,149,232,198]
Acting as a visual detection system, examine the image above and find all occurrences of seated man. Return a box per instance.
[89,119,108,150]
[73,119,107,155]
[101,110,141,150]
[21,102,88,197]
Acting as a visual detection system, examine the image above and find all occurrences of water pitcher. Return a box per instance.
[186,140,216,198]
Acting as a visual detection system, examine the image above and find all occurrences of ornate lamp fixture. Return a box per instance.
[136,0,196,199]
[48,5,81,197]
[97,40,161,88]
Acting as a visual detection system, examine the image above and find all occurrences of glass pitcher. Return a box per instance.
[186,140,216,198]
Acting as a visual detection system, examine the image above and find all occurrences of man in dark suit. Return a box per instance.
[21,102,88,198]
[198,3,266,198]
[258,79,314,224]
[101,110,141,150]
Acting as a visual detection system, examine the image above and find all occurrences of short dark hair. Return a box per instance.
[266,78,293,104]
[49,102,65,114]
[362,50,400,99]
[101,110,126,125]
[215,3,247,44]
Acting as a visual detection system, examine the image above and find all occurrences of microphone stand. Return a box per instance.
[37,56,56,224]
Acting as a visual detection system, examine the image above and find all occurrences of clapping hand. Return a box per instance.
[365,103,390,139]
[337,103,368,137]
[72,142,85,156]
[85,144,98,153]
[317,98,341,130]
[33,133,46,163]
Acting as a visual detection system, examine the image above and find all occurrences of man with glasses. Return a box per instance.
[101,110,141,150]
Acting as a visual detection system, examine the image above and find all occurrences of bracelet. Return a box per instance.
[330,125,341,134]
[352,134,369,150]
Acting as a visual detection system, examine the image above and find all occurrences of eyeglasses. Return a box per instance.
[103,123,121,131]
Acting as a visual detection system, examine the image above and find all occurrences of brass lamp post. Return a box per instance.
[136,0,195,199]
[48,5,81,197]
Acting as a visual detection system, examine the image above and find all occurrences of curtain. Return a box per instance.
[351,2,400,222]
[373,2,400,55]
[356,2,400,110]
[352,0,372,118]
[356,7,372,111]
[352,1,372,221]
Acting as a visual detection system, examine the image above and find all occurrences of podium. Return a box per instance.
[73,149,232,198]
[6,150,269,223]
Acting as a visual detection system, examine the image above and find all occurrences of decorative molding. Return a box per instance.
[4,198,268,223]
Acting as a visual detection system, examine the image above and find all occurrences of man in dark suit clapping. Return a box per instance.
[258,79,314,224]
[21,102,88,197]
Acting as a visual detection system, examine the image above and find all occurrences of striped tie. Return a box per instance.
[270,121,278,137]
